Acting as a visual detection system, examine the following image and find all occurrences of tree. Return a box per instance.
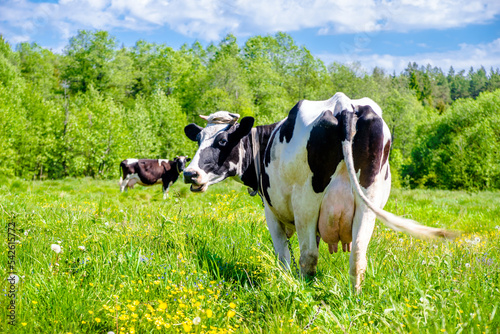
[468,66,488,98]
[62,30,117,94]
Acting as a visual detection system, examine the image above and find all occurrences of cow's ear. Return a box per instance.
[186,157,192,162]
[231,117,254,141]
[184,124,203,142]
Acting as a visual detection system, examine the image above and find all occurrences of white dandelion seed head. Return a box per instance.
[473,237,480,244]
[7,274,19,284]
[57,240,62,244]
[465,263,471,268]
[51,244,62,254]
[193,316,201,325]
[78,246,86,251]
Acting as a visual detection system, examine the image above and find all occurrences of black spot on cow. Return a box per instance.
[261,169,272,206]
[382,139,391,166]
[352,105,385,188]
[306,110,343,193]
[279,100,302,143]
[264,126,279,167]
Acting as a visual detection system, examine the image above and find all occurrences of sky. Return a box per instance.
[1,0,499,74]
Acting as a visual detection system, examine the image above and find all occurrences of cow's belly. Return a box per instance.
[137,179,162,186]
[318,161,355,253]
[264,142,313,225]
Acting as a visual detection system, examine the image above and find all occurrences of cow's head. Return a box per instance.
[173,156,191,174]
[183,111,254,192]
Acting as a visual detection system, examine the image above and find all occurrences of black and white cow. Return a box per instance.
[183,93,454,293]
[119,156,190,199]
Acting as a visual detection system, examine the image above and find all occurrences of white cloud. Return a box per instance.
[317,38,500,73]
[0,0,499,45]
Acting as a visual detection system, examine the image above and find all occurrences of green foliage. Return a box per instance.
[1,29,500,189]
[405,90,500,190]
[62,30,118,94]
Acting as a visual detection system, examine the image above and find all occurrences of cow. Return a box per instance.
[119,156,190,199]
[183,93,455,293]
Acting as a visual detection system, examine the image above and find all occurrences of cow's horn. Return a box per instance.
[199,115,210,121]
[228,113,240,123]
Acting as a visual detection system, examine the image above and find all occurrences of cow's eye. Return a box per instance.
[218,138,228,147]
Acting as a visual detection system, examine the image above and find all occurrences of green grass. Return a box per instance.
[1,178,499,334]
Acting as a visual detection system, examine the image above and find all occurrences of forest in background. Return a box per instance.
[0,30,499,190]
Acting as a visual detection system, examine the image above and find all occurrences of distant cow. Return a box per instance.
[119,156,190,199]
[183,93,455,293]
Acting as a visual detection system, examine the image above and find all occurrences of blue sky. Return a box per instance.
[1,0,499,74]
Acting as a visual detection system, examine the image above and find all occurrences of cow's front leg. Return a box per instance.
[264,205,290,270]
[162,181,173,200]
[295,217,319,278]
[349,201,376,294]
[120,176,130,192]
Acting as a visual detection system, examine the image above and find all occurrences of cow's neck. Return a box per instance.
[239,122,281,194]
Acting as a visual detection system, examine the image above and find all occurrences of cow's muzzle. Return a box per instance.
[183,169,208,193]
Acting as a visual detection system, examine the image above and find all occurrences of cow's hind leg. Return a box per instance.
[264,205,291,270]
[349,200,376,294]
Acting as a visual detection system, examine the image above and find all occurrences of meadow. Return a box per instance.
[1,177,499,334]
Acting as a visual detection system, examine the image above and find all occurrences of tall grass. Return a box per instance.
[1,178,499,333]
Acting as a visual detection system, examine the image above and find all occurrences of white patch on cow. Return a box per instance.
[125,158,139,165]
[158,159,169,166]
[229,140,246,183]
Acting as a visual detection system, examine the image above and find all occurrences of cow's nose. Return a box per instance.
[183,169,199,184]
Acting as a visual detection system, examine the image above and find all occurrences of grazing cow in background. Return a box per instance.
[119,156,190,199]
[183,93,455,293]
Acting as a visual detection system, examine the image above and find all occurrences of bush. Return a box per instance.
[405,89,500,190]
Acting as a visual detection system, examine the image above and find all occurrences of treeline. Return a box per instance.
[0,30,499,190]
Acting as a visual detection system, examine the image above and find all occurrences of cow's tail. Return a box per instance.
[341,109,456,240]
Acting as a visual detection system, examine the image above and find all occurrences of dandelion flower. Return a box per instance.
[229,302,236,309]
[95,318,101,323]
[206,309,213,318]
[51,244,62,254]
[183,323,192,332]
[227,310,236,318]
